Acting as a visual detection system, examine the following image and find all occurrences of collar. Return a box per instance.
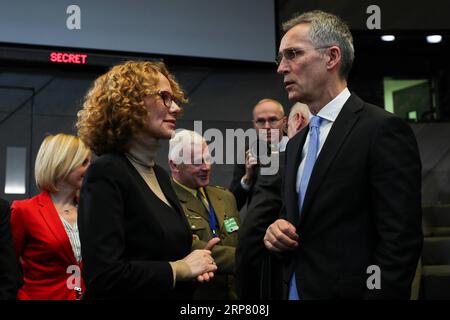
[315,87,351,123]
[126,136,160,168]
[172,178,198,198]
[279,135,289,152]
[126,152,154,169]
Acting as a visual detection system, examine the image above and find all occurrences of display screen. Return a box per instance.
[0,0,276,63]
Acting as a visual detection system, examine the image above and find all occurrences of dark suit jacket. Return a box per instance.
[235,153,285,300]
[230,144,272,211]
[10,192,83,300]
[230,162,252,211]
[282,94,422,299]
[0,198,18,300]
[230,140,287,211]
[78,153,195,299]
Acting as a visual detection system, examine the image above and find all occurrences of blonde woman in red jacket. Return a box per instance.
[10,133,91,300]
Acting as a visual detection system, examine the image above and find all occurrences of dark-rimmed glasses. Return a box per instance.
[254,117,283,127]
[152,90,180,108]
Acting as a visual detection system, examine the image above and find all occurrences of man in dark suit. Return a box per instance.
[229,99,287,212]
[264,10,422,299]
[235,103,309,299]
[0,198,18,300]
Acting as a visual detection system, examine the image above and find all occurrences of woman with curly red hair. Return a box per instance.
[76,60,218,300]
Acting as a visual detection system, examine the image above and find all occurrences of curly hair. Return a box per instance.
[76,60,187,155]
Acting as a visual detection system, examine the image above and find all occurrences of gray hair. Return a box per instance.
[168,129,205,163]
[283,10,354,79]
[289,102,310,121]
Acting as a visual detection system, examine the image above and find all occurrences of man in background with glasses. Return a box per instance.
[264,10,422,299]
[229,99,287,215]
[235,102,310,299]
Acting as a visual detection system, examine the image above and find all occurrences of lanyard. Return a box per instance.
[197,189,219,238]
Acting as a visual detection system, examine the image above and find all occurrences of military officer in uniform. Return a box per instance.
[168,130,240,300]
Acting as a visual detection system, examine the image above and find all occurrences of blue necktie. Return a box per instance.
[198,188,219,238]
[289,115,322,300]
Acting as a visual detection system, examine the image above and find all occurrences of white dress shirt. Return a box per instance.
[296,88,351,195]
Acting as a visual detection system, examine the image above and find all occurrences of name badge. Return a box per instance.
[224,217,239,233]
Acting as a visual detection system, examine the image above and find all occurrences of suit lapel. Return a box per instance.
[299,95,363,224]
[285,128,308,225]
[121,154,192,233]
[205,186,225,231]
[154,167,194,232]
[153,166,180,210]
[37,192,77,265]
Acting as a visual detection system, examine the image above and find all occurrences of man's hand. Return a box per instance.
[242,150,258,185]
[264,219,299,253]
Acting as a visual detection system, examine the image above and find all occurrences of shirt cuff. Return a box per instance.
[240,177,251,190]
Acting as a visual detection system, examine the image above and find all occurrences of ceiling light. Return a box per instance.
[381,35,395,42]
[426,35,442,43]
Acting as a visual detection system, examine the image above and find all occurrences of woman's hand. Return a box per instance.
[195,238,220,282]
[172,238,220,282]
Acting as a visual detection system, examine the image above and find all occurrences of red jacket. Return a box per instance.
[10,191,84,300]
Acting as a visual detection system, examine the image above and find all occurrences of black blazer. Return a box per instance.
[230,143,275,211]
[78,153,194,299]
[0,198,18,300]
[230,162,252,211]
[235,153,285,300]
[282,94,423,299]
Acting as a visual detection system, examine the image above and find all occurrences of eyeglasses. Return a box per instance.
[254,117,283,127]
[151,90,180,109]
[276,46,331,65]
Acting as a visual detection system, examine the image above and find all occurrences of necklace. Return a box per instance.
[61,204,77,215]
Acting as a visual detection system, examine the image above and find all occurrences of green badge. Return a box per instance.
[224,217,239,233]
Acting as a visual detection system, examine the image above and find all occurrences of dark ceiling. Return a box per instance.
[274,0,450,116]
[276,0,450,31]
